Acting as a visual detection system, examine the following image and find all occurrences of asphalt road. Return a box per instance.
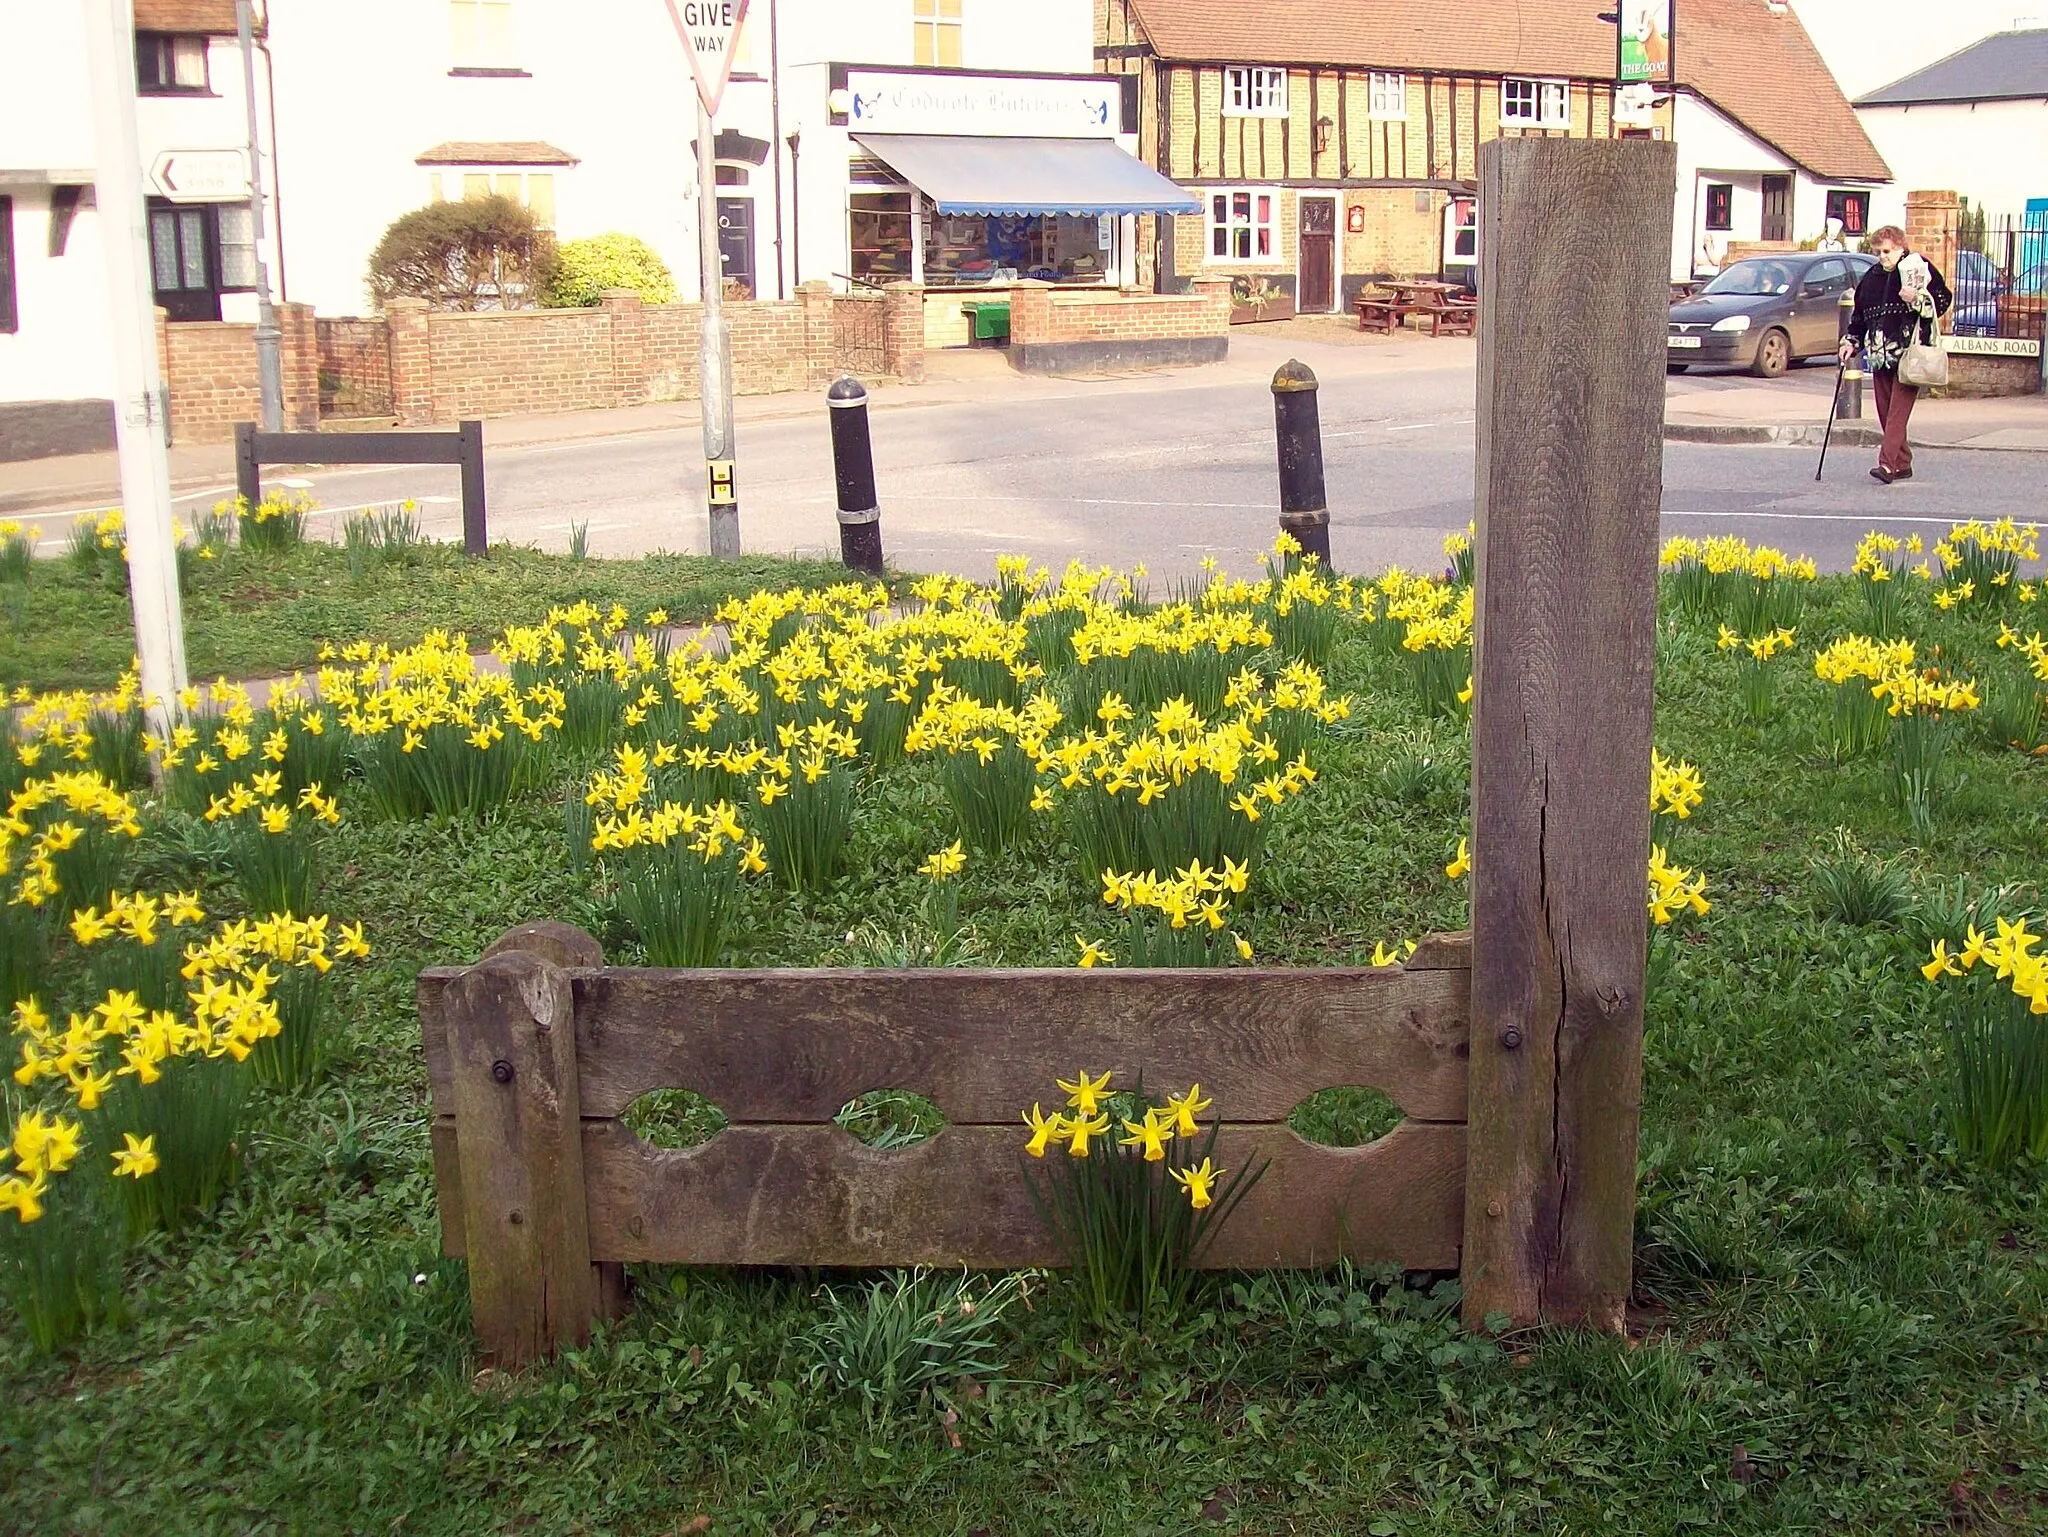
[28,334,2041,583]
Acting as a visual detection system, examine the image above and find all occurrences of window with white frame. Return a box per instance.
[914,0,962,67]
[1208,189,1275,261]
[430,169,556,227]
[1500,77,1569,128]
[450,0,516,70]
[1223,66,1288,117]
[1367,72,1406,119]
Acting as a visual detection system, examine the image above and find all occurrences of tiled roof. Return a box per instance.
[1858,28,2048,105]
[414,141,581,167]
[1125,0,1890,180]
[134,0,244,34]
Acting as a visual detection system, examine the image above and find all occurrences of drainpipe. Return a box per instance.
[786,130,801,284]
[258,14,287,301]
[768,0,785,299]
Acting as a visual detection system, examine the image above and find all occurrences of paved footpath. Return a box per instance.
[4,318,2042,582]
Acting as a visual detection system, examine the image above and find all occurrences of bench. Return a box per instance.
[1428,300,1478,337]
[1355,296,1405,335]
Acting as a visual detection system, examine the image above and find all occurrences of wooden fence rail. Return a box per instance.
[419,923,1472,1362]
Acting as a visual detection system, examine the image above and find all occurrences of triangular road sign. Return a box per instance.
[663,0,751,116]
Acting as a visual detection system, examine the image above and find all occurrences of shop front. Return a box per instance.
[787,64,1199,349]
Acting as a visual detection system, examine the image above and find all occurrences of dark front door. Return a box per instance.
[1299,196,1335,312]
[148,198,220,322]
[715,196,754,299]
[1761,175,1792,244]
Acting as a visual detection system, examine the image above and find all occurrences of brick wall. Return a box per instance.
[164,288,924,439]
[1014,286,1230,346]
[157,303,320,443]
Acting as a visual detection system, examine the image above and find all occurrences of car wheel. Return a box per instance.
[1750,328,1790,379]
[1666,362,1688,375]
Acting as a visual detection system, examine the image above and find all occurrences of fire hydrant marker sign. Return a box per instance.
[663,0,751,115]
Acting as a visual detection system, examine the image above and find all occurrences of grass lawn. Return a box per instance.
[3,544,2047,1535]
[0,541,851,693]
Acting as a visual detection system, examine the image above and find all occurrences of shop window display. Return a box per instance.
[847,198,1109,287]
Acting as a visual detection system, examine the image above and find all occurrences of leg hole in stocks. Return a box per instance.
[621,1089,729,1149]
[834,1089,948,1150]
[1289,1087,1404,1149]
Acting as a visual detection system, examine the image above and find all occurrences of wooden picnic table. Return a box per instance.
[1356,279,1477,336]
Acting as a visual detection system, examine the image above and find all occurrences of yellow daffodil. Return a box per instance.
[1172,1157,1223,1210]
[1057,1068,1113,1116]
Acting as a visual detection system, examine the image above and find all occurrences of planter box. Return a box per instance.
[1230,296,1296,325]
[1995,294,2046,341]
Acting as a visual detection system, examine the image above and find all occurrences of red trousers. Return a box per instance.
[1873,370,1917,475]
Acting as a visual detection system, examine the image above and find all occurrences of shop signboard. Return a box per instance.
[663,0,751,114]
[1618,1,1674,88]
[844,69,1119,138]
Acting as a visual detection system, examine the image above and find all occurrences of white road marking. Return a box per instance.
[1660,507,2021,527]
[1385,417,1475,433]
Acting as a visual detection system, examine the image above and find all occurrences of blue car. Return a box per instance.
[1952,251,2003,335]
[1952,253,2048,335]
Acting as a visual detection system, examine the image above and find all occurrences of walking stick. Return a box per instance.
[1815,355,1846,482]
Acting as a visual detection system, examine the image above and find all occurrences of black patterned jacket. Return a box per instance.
[1843,256,1953,374]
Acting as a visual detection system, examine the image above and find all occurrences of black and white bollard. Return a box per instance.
[826,376,885,577]
[1836,291,1864,420]
[1271,359,1332,566]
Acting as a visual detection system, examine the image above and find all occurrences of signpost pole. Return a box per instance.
[82,0,188,737]
[698,91,741,558]
[236,0,283,433]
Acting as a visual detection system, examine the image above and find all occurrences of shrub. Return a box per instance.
[541,233,677,308]
[366,196,556,311]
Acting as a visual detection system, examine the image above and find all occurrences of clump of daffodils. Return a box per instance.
[1923,917,2048,1167]
[1020,1069,1263,1329]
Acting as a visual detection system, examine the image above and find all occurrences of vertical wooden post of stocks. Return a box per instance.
[1461,138,1675,1333]
[446,922,612,1365]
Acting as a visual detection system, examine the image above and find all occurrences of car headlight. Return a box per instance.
[1711,315,1752,333]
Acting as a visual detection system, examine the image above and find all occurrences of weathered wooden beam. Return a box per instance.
[421,961,1470,1126]
[432,1118,1466,1271]
[1460,138,1673,1334]
[444,942,602,1364]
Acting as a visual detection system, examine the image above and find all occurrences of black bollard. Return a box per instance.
[826,376,885,577]
[1271,359,1332,566]
[1836,291,1864,420]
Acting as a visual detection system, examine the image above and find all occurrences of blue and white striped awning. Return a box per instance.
[851,134,1200,217]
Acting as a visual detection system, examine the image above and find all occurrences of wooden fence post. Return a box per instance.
[1460,138,1675,1333]
[446,932,602,1364]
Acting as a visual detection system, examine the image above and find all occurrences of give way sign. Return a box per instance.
[663,0,752,115]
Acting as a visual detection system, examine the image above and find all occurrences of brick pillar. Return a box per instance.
[883,281,926,384]
[798,280,836,387]
[384,297,435,426]
[599,289,647,406]
[1005,280,1052,350]
[154,306,175,443]
[277,302,321,429]
[1904,190,1960,297]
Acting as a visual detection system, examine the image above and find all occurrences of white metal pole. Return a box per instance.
[697,95,740,557]
[237,0,283,431]
[82,0,188,733]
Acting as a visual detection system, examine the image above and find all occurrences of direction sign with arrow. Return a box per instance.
[148,148,249,202]
[662,0,751,114]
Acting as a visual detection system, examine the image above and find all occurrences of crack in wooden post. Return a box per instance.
[1461,137,1673,1333]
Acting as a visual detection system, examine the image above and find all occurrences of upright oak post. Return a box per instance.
[1461,139,1674,1332]
[446,928,604,1364]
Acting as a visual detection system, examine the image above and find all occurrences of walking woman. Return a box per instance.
[1838,225,1952,484]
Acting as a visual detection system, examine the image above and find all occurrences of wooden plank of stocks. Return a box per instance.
[1461,137,1673,1333]
[419,948,1472,1129]
[430,1117,1467,1271]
